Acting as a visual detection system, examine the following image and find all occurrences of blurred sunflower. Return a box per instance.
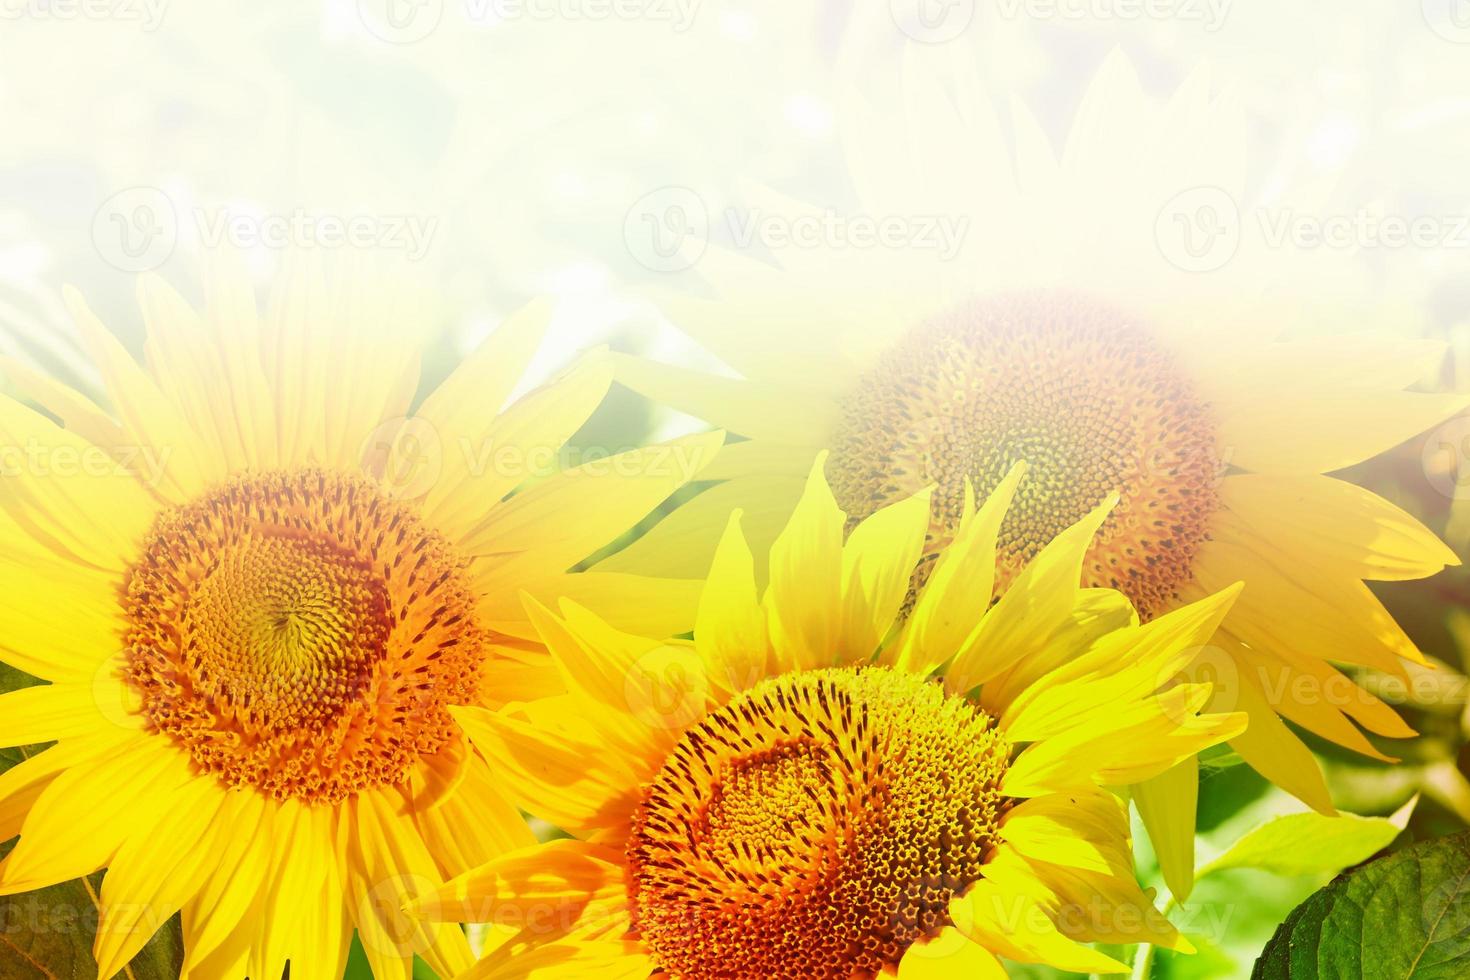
[413,457,1246,979]
[601,50,1467,898]
[0,254,720,979]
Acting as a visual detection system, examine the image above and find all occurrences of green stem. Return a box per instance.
[1130,896,1177,980]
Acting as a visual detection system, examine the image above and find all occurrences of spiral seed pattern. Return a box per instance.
[628,667,1009,979]
[123,469,487,804]
[828,292,1221,619]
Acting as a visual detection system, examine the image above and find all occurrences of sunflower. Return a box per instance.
[410,457,1246,978]
[599,51,1467,897]
[0,254,722,979]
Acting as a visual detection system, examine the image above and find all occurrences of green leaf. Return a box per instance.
[1202,810,1403,879]
[0,666,183,980]
[1253,829,1470,978]
[0,872,184,980]
[341,934,442,980]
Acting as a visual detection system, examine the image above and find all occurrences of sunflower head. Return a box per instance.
[628,665,1009,978]
[123,468,487,804]
[426,457,1247,978]
[826,291,1222,619]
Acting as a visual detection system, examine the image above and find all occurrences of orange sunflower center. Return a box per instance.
[628,667,1009,980]
[123,469,487,804]
[827,291,1222,620]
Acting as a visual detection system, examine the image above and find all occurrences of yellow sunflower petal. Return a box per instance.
[341,791,474,980]
[838,486,931,662]
[94,776,228,978]
[139,272,276,475]
[765,454,845,672]
[1193,533,1422,677]
[999,790,1128,877]
[897,927,1008,979]
[484,571,705,642]
[178,792,272,975]
[1220,472,1459,581]
[474,430,724,578]
[409,754,537,875]
[947,494,1115,693]
[1132,756,1200,901]
[409,838,625,924]
[0,680,139,748]
[0,736,190,894]
[595,474,805,581]
[1220,656,1336,814]
[999,583,1240,742]
[1216,387,1467,475]
[0,395,159,572]
[438,355,614,540]
[608,347,838,445]
[953,877,1129,974]
[693,510,768,694]
[896,464,1024,675]
[450,705,639,840]
[461,939,652,980]
[415,300,552,528]
[62,285,209,498]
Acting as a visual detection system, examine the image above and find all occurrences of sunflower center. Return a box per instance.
[827,291,1222,620]
[123,469,487,804]
[628,667,1009,980]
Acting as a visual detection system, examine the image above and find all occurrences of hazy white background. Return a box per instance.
[3,0,1470,389]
